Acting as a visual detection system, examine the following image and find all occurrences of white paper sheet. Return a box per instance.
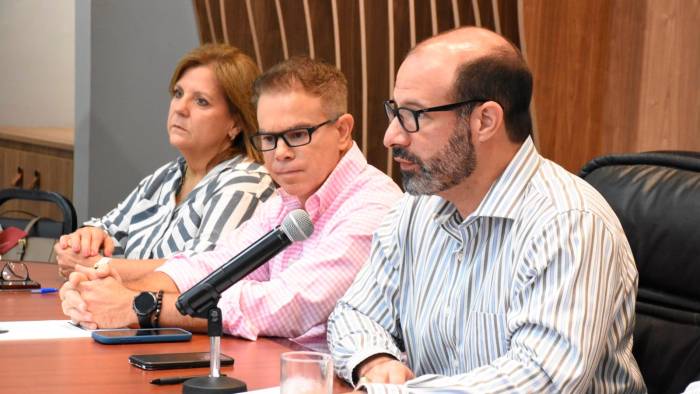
[0,320,92,341]
[246,387,280,394]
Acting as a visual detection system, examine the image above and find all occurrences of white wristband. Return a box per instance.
[93,257,111,270]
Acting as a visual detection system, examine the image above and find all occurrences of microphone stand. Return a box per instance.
[176,211,313,393]
[181,305,246,393]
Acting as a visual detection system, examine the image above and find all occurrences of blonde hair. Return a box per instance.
[170,44,263,163]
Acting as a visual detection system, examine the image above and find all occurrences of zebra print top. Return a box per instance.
[84,154,275,259]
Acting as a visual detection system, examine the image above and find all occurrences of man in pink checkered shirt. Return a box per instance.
[60,56,403,343]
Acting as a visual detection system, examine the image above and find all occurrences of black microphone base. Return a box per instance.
[182,376,247,394]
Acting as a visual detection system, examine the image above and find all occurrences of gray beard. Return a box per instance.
[395,122,476,195]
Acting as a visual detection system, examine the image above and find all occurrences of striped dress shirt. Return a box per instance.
[158,143,403,342]
[85,155,274,259]
[328,137,646,393]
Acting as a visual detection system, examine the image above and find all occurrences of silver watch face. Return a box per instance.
[133,291,157,315]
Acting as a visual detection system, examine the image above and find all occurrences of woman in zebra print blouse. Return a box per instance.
[55,44,275,280]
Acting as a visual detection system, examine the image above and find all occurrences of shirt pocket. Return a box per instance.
[464,311,509,369]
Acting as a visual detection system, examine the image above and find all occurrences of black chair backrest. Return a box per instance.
[580,151,700,394]
[0,188,77,237]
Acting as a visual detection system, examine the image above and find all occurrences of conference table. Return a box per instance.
[0,262,351,393]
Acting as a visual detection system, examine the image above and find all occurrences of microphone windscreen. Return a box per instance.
[281,209,314,241]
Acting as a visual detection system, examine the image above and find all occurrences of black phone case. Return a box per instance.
[128,352,235,370]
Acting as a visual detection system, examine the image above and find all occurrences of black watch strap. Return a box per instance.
[133,291,158,329]
[138,315,153,329]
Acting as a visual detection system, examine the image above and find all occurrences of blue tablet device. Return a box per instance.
[92,328,192,344]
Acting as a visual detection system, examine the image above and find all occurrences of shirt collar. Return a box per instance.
[279,142,366,217]
[434,136,541,228]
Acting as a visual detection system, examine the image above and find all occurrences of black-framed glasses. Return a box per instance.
[250,118,338,152]
[384,98,489,133]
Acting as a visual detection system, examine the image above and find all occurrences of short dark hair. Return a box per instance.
[251,56,348,118]
[454,48,533,143]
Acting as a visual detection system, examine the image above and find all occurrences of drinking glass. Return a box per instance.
[280,351,333,394]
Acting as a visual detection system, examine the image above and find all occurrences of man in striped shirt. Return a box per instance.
[60,57,403,342]
[328,27,646,393]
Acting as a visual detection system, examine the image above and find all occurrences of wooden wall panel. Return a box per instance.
[497,0,520,45]
[522,0,619,170]
[336,0,364,151]
[0,128,74,222]
[476,0,495,30]
[278,0,309,58]
[213,1,227,42]
[598,0,646,156]
[249,0,286,70]
[414,0,435,43]
[435,0,456,33]
[221,0,257,61]
[390,1,414,179]
[365,2,391,166]
[455,0,477,26]
[192,0,213,43]
[307,0,337,63]
[523,0,700,172]
[207,0,226,42]
[635,0,700,152]
[192,0,522,184]
[392,1,413,70]
[190,1,699,190]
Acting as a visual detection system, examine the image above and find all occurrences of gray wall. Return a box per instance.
[75,0,199,222]
[0,0,74,127]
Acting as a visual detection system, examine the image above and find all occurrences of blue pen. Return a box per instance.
[31,288,58,294]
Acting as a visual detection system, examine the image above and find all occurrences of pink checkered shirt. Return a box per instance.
[157,143,403,342]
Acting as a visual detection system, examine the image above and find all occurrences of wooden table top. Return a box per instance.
[0,262,351,393]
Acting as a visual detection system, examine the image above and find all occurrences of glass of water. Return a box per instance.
[280,351,333,394]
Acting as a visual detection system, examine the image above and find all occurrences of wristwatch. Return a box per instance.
[132,291,158,328]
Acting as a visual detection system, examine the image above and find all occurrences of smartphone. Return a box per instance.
[91,327,192,344]
[128,352,235,370]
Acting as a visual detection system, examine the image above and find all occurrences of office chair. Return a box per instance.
[0,188,77,238]
[580,151,700,394]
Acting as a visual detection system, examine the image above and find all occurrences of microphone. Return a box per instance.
[176,209,314,318]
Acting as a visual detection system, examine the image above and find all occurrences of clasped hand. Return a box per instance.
[59,264,136,330]
[55,227,114,277]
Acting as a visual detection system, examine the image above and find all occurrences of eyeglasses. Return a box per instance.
[383,98,489,133]
[0,261,39,290]
[250,118,337,152]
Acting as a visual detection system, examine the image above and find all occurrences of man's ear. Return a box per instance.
[335,113,355,148]
[470,101,504,143]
